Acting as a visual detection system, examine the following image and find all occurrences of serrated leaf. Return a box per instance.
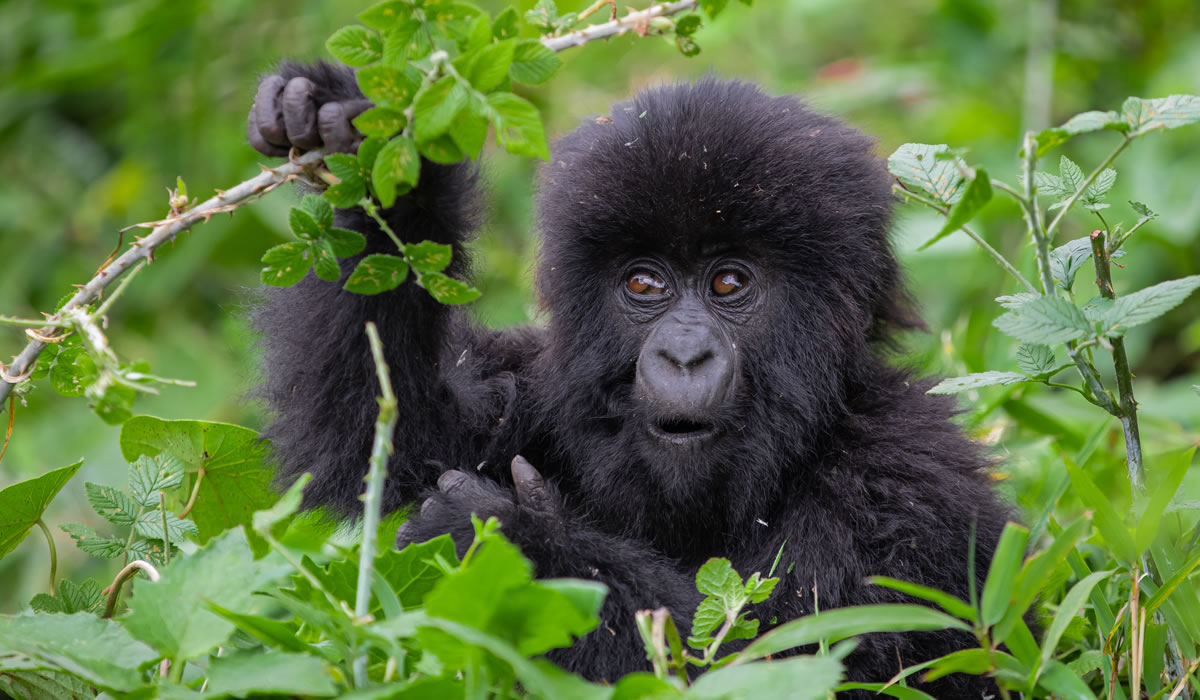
[1034,171,1069,201]
[457,14,493,53]
[351,105,407,140]
[323,153,367,208]
[1049,237,1095,290]
[133,509,197,541]
[1098,275,1200,336]
[311,240,342,282]
[920,167,992,249]
[120,417,276,544]
[888,144,966,205]
[1087,168,1116,200]
[1129,200,1155,218]
[49,347,97,397]
[345,254,410,294]
[357,65,420,108]
[466,40,516,92]
[487,92,550,160]
[129,453,186,506]
[58,579,104,614]
[995,292,1039,309]
[1058,155,1084,196]
[300,194,333,230]
[509,40,561,85]
[414,76,468,142]
[688,597,725,648]
[84,482,138,526]
[261,242,311,287]
[1033,110,1124,156]
[405,240,453,272]
[421,271,481,304]
[359,0,414,31]
[0,613,158,692]
[696,557,744,599]
[372,136,420,207]
[60,522,125,559]
[326,25,383,67]
[993,295,1092,344]
[926,371,1027,395]
[1123,94,1200,135]
[0,461,83,559]
[324,227,367,257]
[288,206,323,240]
[1016,344,1059,378]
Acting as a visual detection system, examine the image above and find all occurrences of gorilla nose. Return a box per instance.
[637,323,736,413]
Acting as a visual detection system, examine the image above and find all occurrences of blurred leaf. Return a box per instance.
[405,241,453,273]
[699,0,729,20]
[326,25,383,67]
[927,371,1027,395]
[420,271,481,304]
[449,111,489,158]
[834,683,936,700]
[920,647,991,682]
[492,7,520,39]
[301,194,334,230]
[994,516,1089,644]
[373,136,420,207]
[345,254,409,295]
[84,482,138,526]
[1097,275,1200,337]
[993,295,1091,344]
[1064,456,1138,562]
[510,41,561,85]
[676,36,701,57]
[688,655,843,699]
[1123,94,1200,135]
[205,650,337,698]
[920,168,992,249]
[205,602,310,653]
[120,417,276,543]
[1135,449,1195,551]
[128,453,186,507]
[980,522,1030,626]
[1144,546,1200,615]
[0,461,82,559]
[414,77,468,142]
[359,0,415,31]
[48,348,97,398]
[612,673,682,699]
[379,535,459,608]
[419,134,466,164]
[1034,110,1124,157]
[1083,168,1117,211]
[261,242,312,287]
[467,40,516,92]
[353,106,407,140]
[738,605,969,662]
[251,474,310,535]
[357,66,420,109]
[888,144,965,205]
[866,577,975,621]
[1037,658,1098,700]
[487,92,550,160]
[0,670,96,700]
[0,613,157,692]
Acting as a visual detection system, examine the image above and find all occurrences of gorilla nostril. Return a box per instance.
[659,347,714,372]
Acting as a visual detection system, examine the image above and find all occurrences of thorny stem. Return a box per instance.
[1089,230,1145,494]
[354,322,398,688]
[541,0,698,51]
[35,518,56,594]
[102,560,161,619]
[892,185,1037,294]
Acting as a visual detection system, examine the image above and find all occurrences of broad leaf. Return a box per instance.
[288,206,323,240]
[405,240,453,273]
[205,650,338,697]
[323,153,367,209]
[345,254,410,295]
[420,271,481,304]
[488,92,550,160]
[920,167,992,249]
[352,106,408,139]
[992,295,1092,344]
[326,25,383,66]
[887,143,966,205]
[357,65,420,108]
[324,227,367,258]
[372,136,420,207]
[699,0,729,19]
[466,40,516,92]
[359,0,414,31]
[1098,275,1200,336]
[510,40,561,85]
[261,242,311,287]
[926,371,1026,395]
[413,77,468,142]
[1033,110,1124,156]
[0,613,157,692]
[1016,343,1059,378]
[0,461,82,559]
[1123,94,1200,135]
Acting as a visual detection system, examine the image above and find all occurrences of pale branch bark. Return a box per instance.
[541,0,697,51]
[0,150,327,408]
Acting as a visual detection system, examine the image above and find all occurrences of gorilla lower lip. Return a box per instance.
[649,418,718,444]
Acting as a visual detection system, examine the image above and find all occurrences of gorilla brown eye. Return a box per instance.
[712,271,746,296]
[627,272,667,295]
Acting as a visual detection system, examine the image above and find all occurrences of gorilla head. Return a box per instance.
[533,80,918,543]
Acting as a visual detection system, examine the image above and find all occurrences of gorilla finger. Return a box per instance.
[511,455,552,513]
[437,470,469,493]
[282,77,321,150]
[253,75,289,148]
[247,114,288,157]
[394,522,412,547]
[420,496,437,516]
[317,99,373,154]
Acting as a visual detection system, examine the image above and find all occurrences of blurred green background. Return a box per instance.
[1,0,1197,610]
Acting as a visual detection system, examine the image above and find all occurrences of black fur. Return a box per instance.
[253,63,1012,696]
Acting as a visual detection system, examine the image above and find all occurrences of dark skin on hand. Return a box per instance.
[248,61,1015,696]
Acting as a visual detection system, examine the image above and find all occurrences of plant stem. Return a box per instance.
[160,491,171,566]
[541,0,698,51]
[892,185,1037,294]
[354,322,399,688]
[1089,230,1145,494]
[1044,136,1131,239]
[102,560,161,619]
[178,468,205,518]
[35,518,56,593]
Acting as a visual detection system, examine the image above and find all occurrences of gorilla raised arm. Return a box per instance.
[250,61,1011,696]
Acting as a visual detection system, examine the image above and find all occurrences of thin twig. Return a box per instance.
[353,322,399,687]
[35,518,57,594]
[541,0,697,51]
[102,560,161,619]
[178,468,205,519]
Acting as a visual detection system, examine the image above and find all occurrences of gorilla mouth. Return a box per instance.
[647,417,719,445]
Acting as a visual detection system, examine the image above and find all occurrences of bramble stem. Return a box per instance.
[35,518,56,593]
[353,322,399,687]
[102,560,160,619]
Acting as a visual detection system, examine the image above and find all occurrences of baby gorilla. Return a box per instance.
[250,61,1012,696]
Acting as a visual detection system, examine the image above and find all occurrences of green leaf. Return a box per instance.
[252,473,310,535]
[1135,449,1195,552]
[405,240,454,272]
[487,92,550,160]
[205,602,311,653]
[467,40,516,92]
[992,295,1092,344]
[379,534,460,608]
[866,577,975,621]
[49,347,97,397]
[420,271,481,304]
[129,453,186,506]
[689,655,844,699]
[1085,168,1117,203]
[449,111,489,158]
[888,143,966,205]
[300,194,334,231]
[288,206,323,240]
[921,647,992,682]
[1034,171,1070,202]
[0,461,82,559]
[326,25,383,66]
[0,613,157,692]
[1064,456,1138,562]
[324,153,367,208]
[612,673,683,699]
[699,0,729,19]
[261,242,312,287]
[359,0,414,31]
[1144,546,1200,615]
[60,522,124,559]
[311,240,342,282]
[418,134,466,164]
[324,227,367,257]
[737,605,969,663]
[425,535,532,627]
[980,522,1030,626]
[56,578,104,614]
[1015,343,1060,378]
[509,40,561,85]
[920,167,992,249]
[357,65,420,108]
[84,481,138,526]
[834,683,937,700]
[491,7,520,38]
[353,106,408,139]
[122,530,279,662]
[1038,570,1114,674]
[120,417,277,543]
[1098,275,1200,336]
[345,254,410,294]
[1033,110,1123,157]
[675,14,702,36]
[1049,237,1097,290]
[491,582,601,656]
[926,371,1027,395]
[133,508,198,541]
[676,35,701,57]
[1123,94,1200,135]
[414,77,468,142]
[372,136,420,207]
[1057,156,1085,200]
[206,650,338,697]
[1037,658,1099,700]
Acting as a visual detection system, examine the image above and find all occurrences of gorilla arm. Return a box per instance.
[250,61,505,516]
